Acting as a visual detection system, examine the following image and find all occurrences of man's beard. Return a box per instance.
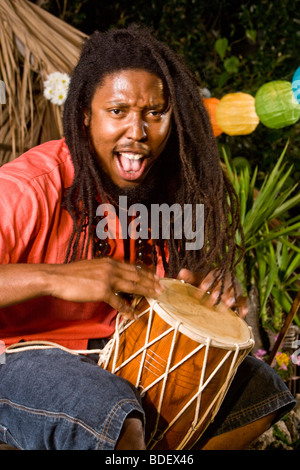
[92,140,179,210]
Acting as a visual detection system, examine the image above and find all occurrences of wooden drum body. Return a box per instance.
[100,279,254,450]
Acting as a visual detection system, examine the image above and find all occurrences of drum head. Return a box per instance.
[153,278,252,347]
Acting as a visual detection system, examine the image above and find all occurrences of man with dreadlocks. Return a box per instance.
[0,26,295,450]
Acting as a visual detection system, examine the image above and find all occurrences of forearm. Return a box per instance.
[0,260,164,316]
[0,263,52,307]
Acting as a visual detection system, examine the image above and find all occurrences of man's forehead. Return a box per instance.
[94,69,168,105]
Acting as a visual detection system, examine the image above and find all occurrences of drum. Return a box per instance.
[100,278,254,450]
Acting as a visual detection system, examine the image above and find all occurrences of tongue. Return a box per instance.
[119,154,143,172]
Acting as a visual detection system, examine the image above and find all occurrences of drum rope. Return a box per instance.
[4,340,103,356]
[136,303,155,389]
[111,313,122,373]
[192,337,211,430]
[148,346,236,449]
[107,328,176,375]
[177,343,242,449]
[141,343,205,395]
[179,381,233,449]
[148,303,181,447]
[98,307,152,369]
[3,308,150,365]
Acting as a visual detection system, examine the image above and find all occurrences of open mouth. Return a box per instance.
[115,152,148,181]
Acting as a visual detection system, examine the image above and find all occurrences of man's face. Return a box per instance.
[84,69,172,189]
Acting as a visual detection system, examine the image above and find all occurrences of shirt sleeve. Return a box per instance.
[0,173,42,264]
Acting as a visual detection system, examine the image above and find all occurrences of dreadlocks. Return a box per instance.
[62,25,243,290]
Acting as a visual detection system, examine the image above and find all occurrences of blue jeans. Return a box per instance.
[0,348,144,450]
[0,348,295,450]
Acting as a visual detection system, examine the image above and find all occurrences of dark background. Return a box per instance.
[32,0,300,186]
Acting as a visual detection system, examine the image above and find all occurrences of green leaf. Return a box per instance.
[249,166,258,197]
[272,190,300,220]
[239,168,250,225]
[285,272,300,287]
[232,157,252,173]
[218,71,230,88]
[279,237,300,254]
[260,259,278,316]
[284,253,300,281]
[271,287,292,315]
[215,37,228,60]
[222,147,234,182]
[246,29,257,43]
[224,55,240,74]
[246,222,300,252]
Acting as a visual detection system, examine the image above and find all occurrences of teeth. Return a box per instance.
[118,152,144,160]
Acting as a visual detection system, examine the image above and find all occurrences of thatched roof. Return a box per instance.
[0,0,87,164]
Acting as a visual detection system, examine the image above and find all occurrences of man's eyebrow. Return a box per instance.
[106,101,129,107]
[105,101,168,110]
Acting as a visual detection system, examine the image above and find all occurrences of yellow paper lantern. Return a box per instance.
[216,92,259,136]
[202,98,223,137]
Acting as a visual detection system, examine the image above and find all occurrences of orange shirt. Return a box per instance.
[0,139,164,349]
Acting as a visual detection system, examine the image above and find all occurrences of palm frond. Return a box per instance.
[0,0,87,164]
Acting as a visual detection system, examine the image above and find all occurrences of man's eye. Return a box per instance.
[110,108,124,115]
[149,110,163,117]
[108,108,125,116]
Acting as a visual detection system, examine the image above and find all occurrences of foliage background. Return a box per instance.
[33,0,300,189]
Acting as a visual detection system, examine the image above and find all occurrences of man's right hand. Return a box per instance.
[0,259,165,318]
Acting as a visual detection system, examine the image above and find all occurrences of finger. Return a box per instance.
[200,270,235,299]
[113,264,165,298]
[113,276,164,299]
[107,291,137,320]
[233,296,249,319]
[177,269,217,306]
[220,284,235,307]
[177,268,202,286]
[198,279,232,308]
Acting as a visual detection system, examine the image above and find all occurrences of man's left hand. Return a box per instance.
[177,268,248,319]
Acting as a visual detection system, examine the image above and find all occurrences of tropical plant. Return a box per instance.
[222,142,300,332]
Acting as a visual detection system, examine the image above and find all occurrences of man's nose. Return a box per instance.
[126,115,147,141]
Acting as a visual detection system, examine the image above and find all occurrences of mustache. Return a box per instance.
[113,144,150,156]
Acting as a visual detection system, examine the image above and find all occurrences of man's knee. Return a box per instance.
[116,411,146,450]
[197,411,278,450]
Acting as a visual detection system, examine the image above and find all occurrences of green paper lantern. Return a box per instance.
[255,81,300,129]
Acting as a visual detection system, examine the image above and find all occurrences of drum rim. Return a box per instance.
[147,278,254,350]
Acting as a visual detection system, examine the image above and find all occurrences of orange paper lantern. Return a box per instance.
[202,97,223,137]
[216,92,259,136]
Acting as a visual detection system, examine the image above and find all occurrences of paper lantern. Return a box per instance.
[215,92,259,136]
[292,66,300,104]
[255,81,300,129]
[202,97,223,137]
